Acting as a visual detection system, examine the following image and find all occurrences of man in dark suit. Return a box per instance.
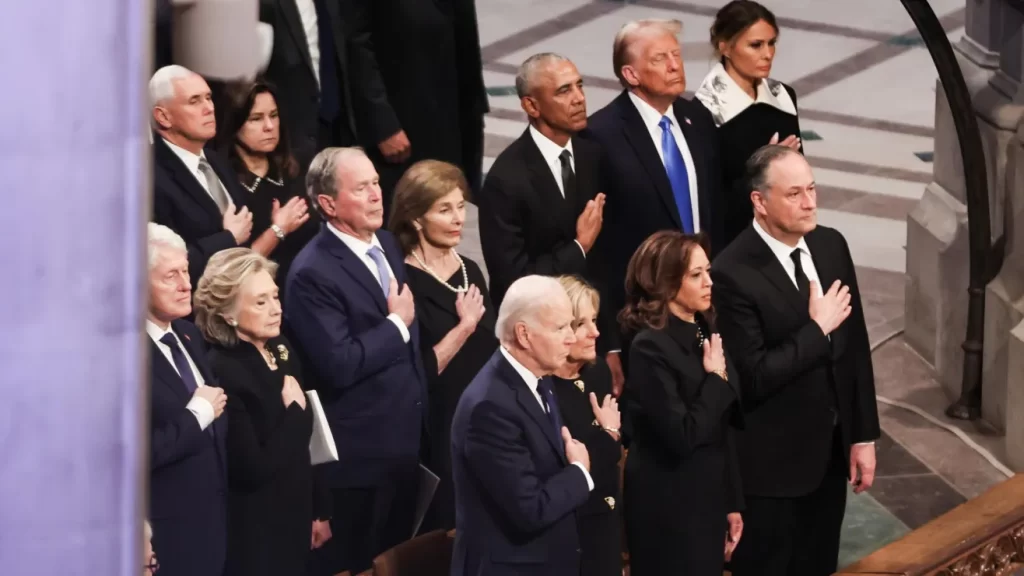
[347,0,488,207]
[259,0,357,166]
[583,18,723,391]
[478,54,609,325]
[450,275,593,576]
[151,65,253,288]
[145,222,229,576]
[711,145,879,576]
[284,147,426,574]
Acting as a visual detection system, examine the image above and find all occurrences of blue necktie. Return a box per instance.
[160,333,199,394]
[659,116,695,233]
[367,245,391,295]
[537,378,564,438]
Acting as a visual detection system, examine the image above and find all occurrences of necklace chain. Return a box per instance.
[412,248,468,293]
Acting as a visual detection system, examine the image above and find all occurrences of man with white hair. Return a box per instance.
[151,64,253,289]
[285,147,426,574]
[145,222,228,576]
[583,19,725,387]
[449,275,594,576]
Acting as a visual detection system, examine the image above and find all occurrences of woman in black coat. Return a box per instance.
[619,231,744,576]
[549,275,623,576]
[695,1,802,249]
[193,248,332,576]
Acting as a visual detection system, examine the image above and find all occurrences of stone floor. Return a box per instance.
[464,0,1015,567]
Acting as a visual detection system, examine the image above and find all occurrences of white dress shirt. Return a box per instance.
[293,0,322,86]
[527,125,587,257]
[627,92,701,233]
[499,347,595,491]
[750,220,874,446]
[146,320,215,430]
[161,138,229,207]
[326,222,411,343]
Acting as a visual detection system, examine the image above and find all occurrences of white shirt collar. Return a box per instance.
[499,346,541,393]
[752,218,810,263]
[694,62,798,127]
[528,125,574,166]
[162,137,207,174]
[628,91,680,130]
[146,319,176,345]
[326,221,384,256]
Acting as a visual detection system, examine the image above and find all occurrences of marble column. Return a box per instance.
[0,0,150,574]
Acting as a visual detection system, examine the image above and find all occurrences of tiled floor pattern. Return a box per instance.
[465,0,1013,566]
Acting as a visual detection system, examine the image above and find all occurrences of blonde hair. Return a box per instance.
[556,275,600,329]
[388,160,470,254]
[612,18,683,88]
[193,248,278,346]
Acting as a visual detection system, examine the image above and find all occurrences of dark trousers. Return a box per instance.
[310,460,419,575]
[729,432,848,576]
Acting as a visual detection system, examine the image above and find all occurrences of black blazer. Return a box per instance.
[479,130,619,352]
[550,359,622,576]
[149,319,228,576]
[711,224,880,498]
[152,137,245,288]
[208,335,330,576]
[623,316,742,576]
[259,0,356,165]
[582,92,722,348]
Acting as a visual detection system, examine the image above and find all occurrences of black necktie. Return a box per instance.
[537,378,565,438]
[160,333,199,394]
[791,248,810,300]
[558,149,577,209]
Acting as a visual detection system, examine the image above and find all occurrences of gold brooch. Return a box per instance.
[277,344,289,361]
[592,419,600,427]
[604,497,616,510]
[574,379,585,392]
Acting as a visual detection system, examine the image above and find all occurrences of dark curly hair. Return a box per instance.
[218,78,300,182]
[618,230,714,334]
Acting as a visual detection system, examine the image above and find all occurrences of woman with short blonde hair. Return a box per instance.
[193,248,331,576]
[386,159,496,530]
[550,274,622,576]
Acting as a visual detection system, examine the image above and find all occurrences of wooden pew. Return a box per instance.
[835,474,1024,575]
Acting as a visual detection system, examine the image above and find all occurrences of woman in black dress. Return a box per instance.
[551,275,623,576]
[387,159,498,530]
[193,248,332,576]
[619,231,744,576]
[219,79,319,296]
[695,1,802,249]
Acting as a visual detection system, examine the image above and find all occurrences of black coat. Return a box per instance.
[550,359,622,576]
[152,137,245,289]
[623,316,742,576]
[208,335,331,576]
[711,224,880,497]
[405,256,498,530]
[346,0,488,197]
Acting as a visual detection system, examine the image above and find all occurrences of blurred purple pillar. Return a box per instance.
[0,0,151,575]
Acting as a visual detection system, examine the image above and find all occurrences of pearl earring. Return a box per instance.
[228,319,238,327]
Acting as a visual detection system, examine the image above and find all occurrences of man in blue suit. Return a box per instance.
[450,275,593,576]
[146,223,229,576]
[285,147,426,575]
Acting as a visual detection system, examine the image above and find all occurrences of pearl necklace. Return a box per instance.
[241,174,283,194]
[412,249,468,293]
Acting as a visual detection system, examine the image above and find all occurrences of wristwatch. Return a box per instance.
[271,224,286,241]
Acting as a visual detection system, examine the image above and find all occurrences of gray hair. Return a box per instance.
[515,53,570,98]
[147,222,187,270]
[149,64,195,109]
[192,248,279,347]
[745,144,799,195]
[496,275,567,345]
[306,146,368,217]
[612,19,683,88]
[144,519,153,541]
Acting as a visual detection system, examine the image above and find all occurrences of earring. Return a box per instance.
[227,319,238,327]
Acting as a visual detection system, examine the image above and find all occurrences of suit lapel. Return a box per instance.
[673,100,711,228]
[805,229,846,354]
[321,229,389,314]
[498,356,566,464]
[150,339,191,401]
[205,149,243,207]
[519,131,573,227]
[172,322,228,468]
[748,230,807,317]
[155,137,223,217]
[616,93,683,229]
[279,0,316,76]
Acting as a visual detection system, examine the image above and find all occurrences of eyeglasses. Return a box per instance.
[144,559,160,573]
